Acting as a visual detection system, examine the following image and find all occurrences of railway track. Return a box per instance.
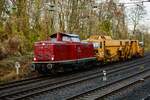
[0,54,149,90]
[0,55,149,100]
[0,76,49,90]
[67,65,150,100]
[0,56,146,88]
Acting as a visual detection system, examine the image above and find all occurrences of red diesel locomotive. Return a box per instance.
[32,33,96,74]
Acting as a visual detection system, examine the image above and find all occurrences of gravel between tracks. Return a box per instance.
[115,76,150,100]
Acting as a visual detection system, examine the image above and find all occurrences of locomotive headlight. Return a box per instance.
[34,57,37,61]
[42,43,45,46]
[51,56,54,61]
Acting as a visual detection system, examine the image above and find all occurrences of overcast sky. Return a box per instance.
[119,0,150,31]
[96,0,150,31]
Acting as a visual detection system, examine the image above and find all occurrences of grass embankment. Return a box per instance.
[0,55,35,84]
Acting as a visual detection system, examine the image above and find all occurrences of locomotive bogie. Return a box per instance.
[32,57,97,74]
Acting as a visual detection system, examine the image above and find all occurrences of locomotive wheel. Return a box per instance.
[51,68,57,74]
[37,64,49,75]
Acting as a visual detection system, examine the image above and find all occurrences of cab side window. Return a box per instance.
[51,38,56,42]
[62,36,71,41]
[71,37,80,42]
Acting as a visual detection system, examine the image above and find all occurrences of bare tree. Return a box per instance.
[128,4,146,34]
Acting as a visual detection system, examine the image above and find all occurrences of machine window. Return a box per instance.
[93,42,100,48]
[139,42,144,47]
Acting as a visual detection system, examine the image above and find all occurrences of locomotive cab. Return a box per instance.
[50,33,80,42]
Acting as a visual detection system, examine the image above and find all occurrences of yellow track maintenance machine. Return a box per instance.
[84,35,144,63]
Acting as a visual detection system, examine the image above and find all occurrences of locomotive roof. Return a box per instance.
[50,33,79,38]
